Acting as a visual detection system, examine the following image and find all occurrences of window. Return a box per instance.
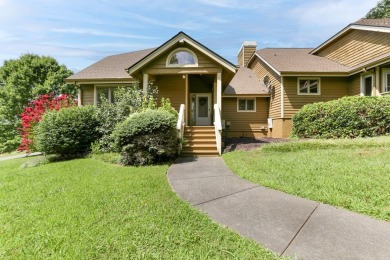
[237,98,255,112]
[95,86,118,105]
[166,48,198,67]
[361,74,373,96]
[383,69,390,93]
[297,78,320,95]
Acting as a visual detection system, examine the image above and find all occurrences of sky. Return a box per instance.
[0,0,379,72]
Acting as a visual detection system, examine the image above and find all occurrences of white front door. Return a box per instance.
[195,93,212,126]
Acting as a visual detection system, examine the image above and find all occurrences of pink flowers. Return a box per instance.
[18,93,76,152]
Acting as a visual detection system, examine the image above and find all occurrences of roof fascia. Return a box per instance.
[250,53,281,76]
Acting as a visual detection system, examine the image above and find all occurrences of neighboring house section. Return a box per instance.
[66,18,390,145]
[246,18,390,137]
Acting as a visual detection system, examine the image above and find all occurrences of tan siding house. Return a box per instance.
[66,18,390,153]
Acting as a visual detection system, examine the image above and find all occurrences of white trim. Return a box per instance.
[311,24,390,54]
[281,77,284,118]
[77,88,82,106]
[360,73,374,96]
[143,73,148,95]
[166,48,198,67]
[195,93,212,125]
[237,41,257,56]
[297,78,321,95]
[382,68,390,93]
[217,72,222,110]
[93,85,97,105]
[375,67,380,96]
[128,33,236,74]
[237,98,256,112]
[223,94,270,97]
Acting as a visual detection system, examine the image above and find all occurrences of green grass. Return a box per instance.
[0,157,279,259]
[223,137,390,221]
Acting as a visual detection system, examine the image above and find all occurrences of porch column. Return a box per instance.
[143,73,149,95]
[185,74,188,125]
[375,67,380,96]
[77,87,82,106]
[217,72,222,109]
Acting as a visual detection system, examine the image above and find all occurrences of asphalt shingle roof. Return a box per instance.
[353,18,390,28]
[255,48,350,73]
[224,67,269,95]
[67,48,155,80]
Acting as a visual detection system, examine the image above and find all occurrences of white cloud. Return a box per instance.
[195,0,279,9]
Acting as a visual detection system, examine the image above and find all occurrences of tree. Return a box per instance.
[366,0,390,18]
[0,54,75,152]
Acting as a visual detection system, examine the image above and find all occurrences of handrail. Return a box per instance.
[214,104,222,155]
[176,104,185,154]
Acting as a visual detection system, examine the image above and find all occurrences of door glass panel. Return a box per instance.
[198,97,208,117]
[364,76,372,96]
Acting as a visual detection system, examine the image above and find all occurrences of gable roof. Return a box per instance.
[254,48,350,74]
[67,48,155,82]
[223,67,269,95]
[311,18,390,55]
[127,31,237,74]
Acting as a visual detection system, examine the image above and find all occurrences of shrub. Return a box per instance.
[95,84,158,152]
[112,109,178,166]
[35,106,100,157]
[18,93,76,153]
[292,96,390,138]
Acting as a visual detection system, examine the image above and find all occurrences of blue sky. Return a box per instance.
[0,0,378,72]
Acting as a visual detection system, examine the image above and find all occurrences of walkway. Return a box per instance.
[167,157,390,260]
[0,152,42,161]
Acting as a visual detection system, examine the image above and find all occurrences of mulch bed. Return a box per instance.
[223,137,289,152]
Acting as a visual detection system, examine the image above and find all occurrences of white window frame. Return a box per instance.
[237,98,256,112]
[382,69,390,93]
[360,73,374,96]
[166,48,198,68]
[297,78,321,95]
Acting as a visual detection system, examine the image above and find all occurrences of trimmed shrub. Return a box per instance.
[112,109,178,166]
[35,106,100,157]
[292,96,390,138]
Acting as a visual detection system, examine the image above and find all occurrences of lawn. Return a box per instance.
[0,157,279,259]
[223,137,390,221]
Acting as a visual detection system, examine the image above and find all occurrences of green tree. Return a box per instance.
[0,54,75,152]
[366,0,390,18]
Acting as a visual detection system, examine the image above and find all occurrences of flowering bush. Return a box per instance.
[18,93,76,152]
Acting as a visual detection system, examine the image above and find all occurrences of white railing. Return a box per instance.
[176,104,185,154]
[214,104,222,155]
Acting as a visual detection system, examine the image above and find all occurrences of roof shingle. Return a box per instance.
[224,67,269,95]
[353,18,390,28]
[67,48,155,81]
[255,48,350,73]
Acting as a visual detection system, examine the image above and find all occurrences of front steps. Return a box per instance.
[181,126,219,157]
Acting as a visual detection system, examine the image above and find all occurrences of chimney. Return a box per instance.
[237,41,257,67]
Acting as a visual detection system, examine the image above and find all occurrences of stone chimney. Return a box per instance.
[237,41,257,67]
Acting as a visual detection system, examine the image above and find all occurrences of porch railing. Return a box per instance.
[176,104,185,154]
[214,104,222,155]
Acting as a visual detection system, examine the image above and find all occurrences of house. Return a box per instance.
[66,18,390,156]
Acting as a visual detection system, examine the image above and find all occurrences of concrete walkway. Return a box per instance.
[168,157,390,260]
[0,152,42,161]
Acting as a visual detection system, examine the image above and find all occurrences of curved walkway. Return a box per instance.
[168,157,390,260]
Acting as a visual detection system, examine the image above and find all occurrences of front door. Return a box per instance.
[195,93,212,126]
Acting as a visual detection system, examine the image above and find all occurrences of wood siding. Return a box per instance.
[155,75,185,111]
[316,30,390,67]
[349,73,361,96]
[249,58,281,118]
[283,77,349,118]
[81,84,94,105]
[221,97,268,132]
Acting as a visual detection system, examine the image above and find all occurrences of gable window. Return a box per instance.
[166,48,198,67]
[382,69,390,93]
[361,73,373,96]
[95,86,118,105]
[297,78,320,95]
[237,98,256,112]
